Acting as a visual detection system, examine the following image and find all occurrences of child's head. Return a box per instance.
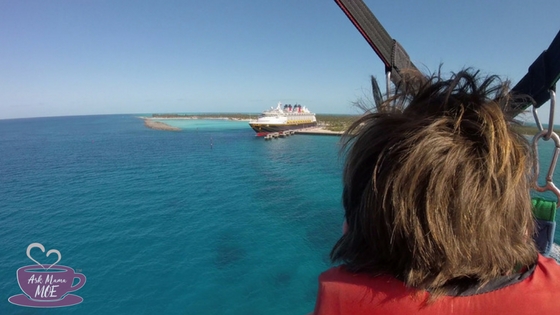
[332,69,538,295]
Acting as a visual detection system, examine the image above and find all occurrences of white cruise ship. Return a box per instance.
[249,102,317,136]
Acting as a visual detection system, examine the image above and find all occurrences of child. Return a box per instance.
[313,69,560,314]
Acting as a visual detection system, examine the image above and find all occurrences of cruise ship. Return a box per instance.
[249,102,317,136]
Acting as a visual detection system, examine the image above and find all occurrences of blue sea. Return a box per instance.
[1,115,559,314]
[0,115,343,314]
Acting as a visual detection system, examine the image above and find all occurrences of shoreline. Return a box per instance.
[146,113,356,134]
[140,117,343,135]
[149,115,252,122]
[295,127,343,136]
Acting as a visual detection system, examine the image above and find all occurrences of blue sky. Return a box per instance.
[1,0,559,120]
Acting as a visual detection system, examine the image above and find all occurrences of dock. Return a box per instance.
[264,133,278,140]
[262,128,342,140]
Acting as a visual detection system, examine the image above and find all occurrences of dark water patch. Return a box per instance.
[272,270,293,287]
[215,245,246,268]
[214,231,247,269]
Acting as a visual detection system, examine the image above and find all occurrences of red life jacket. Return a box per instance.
[313,255,560,315]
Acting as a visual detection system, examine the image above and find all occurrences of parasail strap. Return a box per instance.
[334,0,417,86]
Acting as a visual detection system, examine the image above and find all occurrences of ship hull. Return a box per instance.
[249,122,317,135]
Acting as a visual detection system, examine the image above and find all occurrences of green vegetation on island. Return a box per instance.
[315,114,359,132]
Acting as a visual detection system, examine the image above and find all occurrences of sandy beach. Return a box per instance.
[295,127,343,135]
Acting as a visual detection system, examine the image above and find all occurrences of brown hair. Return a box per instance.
[332,69,538,297]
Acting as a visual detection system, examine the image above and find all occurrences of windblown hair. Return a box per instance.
[332,69,538,298]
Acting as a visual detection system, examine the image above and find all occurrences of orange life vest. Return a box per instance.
[313,255,560,315]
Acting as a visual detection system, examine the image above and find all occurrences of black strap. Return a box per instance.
[512,30,560,113]
[334,0,417,85]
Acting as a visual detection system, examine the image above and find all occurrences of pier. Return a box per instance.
[262,128,342,140]
[264,131,295,140]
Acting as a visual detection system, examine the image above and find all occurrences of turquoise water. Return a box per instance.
[1,115,559,314]
[0,115,343,314]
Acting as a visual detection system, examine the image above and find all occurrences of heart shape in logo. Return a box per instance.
[26,243,62,270]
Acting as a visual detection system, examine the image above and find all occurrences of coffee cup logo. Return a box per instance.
[9,243,86,308]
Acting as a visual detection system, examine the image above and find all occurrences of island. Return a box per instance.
[141,113,540,136]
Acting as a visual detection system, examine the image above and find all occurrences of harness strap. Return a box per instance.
[512,30,560,113]
[334,0,417,85]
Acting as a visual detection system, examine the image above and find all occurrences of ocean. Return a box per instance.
[0,115,343,314]
[0,115,558,314]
